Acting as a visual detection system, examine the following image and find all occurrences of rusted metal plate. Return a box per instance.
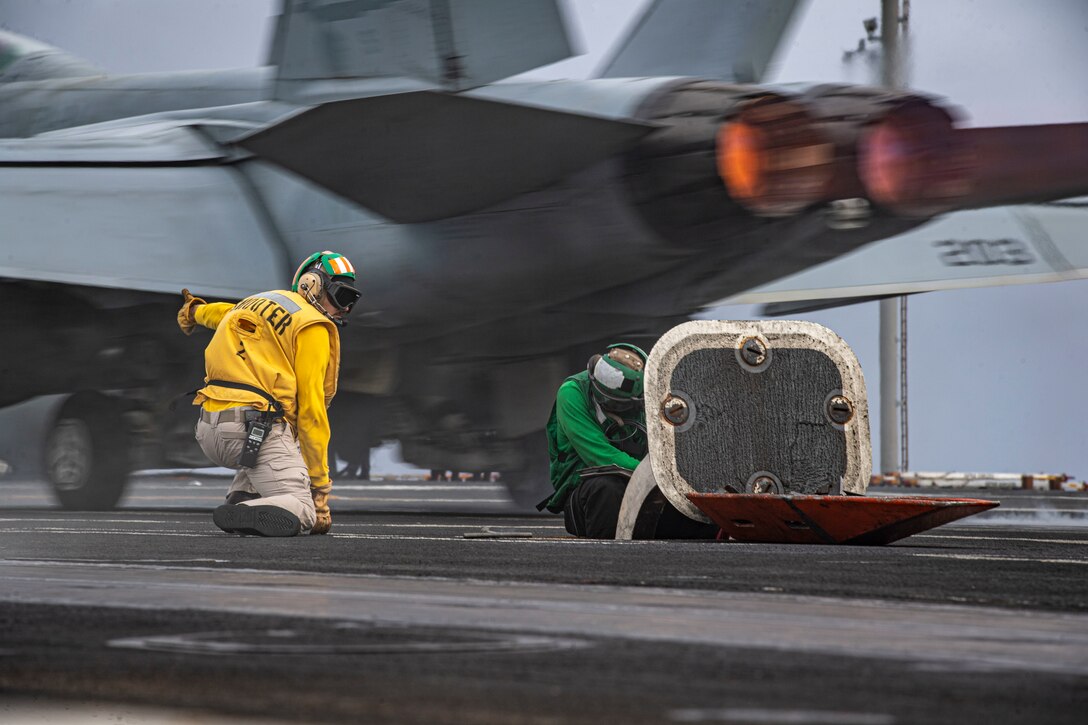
[688,493,999,545]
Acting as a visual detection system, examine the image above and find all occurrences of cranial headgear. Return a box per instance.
[291,251,361,320]
[587,343,647,412]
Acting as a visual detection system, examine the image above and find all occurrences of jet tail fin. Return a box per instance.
[594,0,802,83]
[267,0,574,99]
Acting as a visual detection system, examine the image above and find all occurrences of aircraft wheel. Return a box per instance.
[44,392,130,510]
[501,434,553,511]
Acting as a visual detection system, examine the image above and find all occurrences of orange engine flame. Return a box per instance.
[719,122,767,201]
[716,96,834,216]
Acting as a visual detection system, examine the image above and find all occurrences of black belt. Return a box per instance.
[204,379,285,419]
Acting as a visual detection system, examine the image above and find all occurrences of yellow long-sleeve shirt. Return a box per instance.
[194,296,339,489]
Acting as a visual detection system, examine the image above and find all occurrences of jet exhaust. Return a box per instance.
[858,114,1088,216]
[714,90,970,218]
[716,95,834,216]
[623,81,948,249]
[711,88,1088,219]
[857,100,972,217]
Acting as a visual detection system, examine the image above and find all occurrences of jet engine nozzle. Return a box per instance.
[627,80,1085,252]
[857,100,973,217]
[716,96,834,216]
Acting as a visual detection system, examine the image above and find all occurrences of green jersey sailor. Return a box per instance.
[542,342,721,540]
[543,343,650,538]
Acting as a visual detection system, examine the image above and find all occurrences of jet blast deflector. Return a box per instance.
[615,320,998,543]
[688,493,999,545]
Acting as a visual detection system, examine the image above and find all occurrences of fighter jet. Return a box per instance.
[0,0,1085,509]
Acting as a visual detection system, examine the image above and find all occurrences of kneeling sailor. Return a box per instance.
[177,251,361,536]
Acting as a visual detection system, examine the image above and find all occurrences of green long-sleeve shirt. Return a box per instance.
[543,370,646,513]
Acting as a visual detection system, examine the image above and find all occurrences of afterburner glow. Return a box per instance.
[716,96,833,216]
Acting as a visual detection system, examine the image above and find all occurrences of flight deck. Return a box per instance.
[1,472,1086,724]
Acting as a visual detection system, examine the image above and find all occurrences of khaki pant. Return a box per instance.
[195,408,316,531]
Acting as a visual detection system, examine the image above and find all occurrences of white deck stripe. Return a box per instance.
[911,553,1088,565]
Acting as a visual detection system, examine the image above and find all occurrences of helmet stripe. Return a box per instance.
[329,255,354,276]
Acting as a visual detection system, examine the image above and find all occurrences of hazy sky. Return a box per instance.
[2,0,1087,478]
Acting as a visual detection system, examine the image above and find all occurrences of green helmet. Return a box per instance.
[290,251,360,313]
[587,343,648,412]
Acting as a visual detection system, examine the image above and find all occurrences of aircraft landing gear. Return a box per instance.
[44,392,130,510]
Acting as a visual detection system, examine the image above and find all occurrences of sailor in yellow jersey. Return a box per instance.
[177,252,361,536]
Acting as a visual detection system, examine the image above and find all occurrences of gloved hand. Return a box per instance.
[177,288,206,336]
[311,484,332,535]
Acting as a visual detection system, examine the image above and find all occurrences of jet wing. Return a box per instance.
[0,122,286,299]
[595,0,802,82]
[723,203,1088,306]
[0,120,226,162]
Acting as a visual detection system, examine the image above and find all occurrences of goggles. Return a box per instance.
[327,277,361,312]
